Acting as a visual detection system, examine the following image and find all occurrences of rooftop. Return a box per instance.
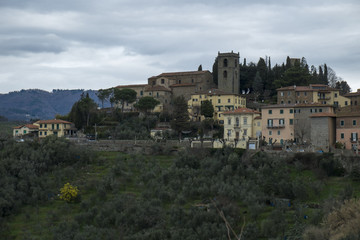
[223,107,260,115]
[35,119,73,124]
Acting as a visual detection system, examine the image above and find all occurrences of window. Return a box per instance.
[235,59,238,66]
[191,79,194,83]
[223,59,228,67]
[278,130,281,135]
[227,130,231,137]
[351,132,358,141]
[161,78,165,84]
[52,124,54,129]
[340,120,345,126]
[297,92,300,96]
[288,101,291,104]
[269,131,272,136]
[257,122,260,126]
[199,95,202,99]
[149,92,152,96]
[218,99,221,103]
[243,117,248,125]
[267,119,273,127]
[319,109,323,113]
[140,91,143,96]
[223,71,227,78]
[279,119,285,125]
[290,109,293,113]
[40,124,43,128]
[218,114,221,118]
[280,92,284,97]
[44,124,47,128]
[341,133,344,139]
[288,91,291,96]
[304,92,307,96]
[280,109,284,114]
[44,132,47,136]
[228,118,231,125]
[268,110,272,114]
[40,131,42,136]
[228,98,231,103]
[156,92,159,97]
[243,129,247,136]
[178,80,181,84]
[235,117,239,127]
[335,93,338,98]
[345,101,348,106]
[23,130,27,134]
[356,101,358,105]
[353,120,357,126]
[290,119,293,125]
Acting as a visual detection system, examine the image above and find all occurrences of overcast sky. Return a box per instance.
[0,0,359,94]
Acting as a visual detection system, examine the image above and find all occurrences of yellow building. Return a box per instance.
[222,108,261,149]
[188,89,246,123]
[34,119,77,138]
[13,124,39,138]
[277,84,350,107]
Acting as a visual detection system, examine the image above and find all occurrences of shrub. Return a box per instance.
[59,183,80,203]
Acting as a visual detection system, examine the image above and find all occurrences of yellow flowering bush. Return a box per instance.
[59,183,79,202]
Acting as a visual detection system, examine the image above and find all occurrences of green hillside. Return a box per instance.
[1,138,360,239]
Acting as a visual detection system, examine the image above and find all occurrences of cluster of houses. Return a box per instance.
[12,51,360,154]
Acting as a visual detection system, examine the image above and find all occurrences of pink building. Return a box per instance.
[336,106,360,152]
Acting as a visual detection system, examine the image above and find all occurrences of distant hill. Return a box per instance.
[0,89,109,121]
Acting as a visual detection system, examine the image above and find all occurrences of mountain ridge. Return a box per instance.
[0,89,109,121]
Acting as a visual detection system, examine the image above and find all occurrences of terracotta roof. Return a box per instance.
[13,124,39,129]
[254,116,262,120]
[24,124,39,129]
[157,70,211,77]
[170,83,196,87]
[145,85,171,92]
[344,92,360,97]
[35,119,73,124]
[223,108,260,115]
[294,103,334,108]
[262,104,296,109]
[276,84,336,92]
[310,113,336,118]
[115,84,148,88]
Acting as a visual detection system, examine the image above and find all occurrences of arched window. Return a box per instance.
[223,59,228,67]
[236,117,239,127]
[235,59,238,66]
[223,70,227,78]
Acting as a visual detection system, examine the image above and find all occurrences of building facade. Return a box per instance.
[310,113,336,152]
[188,89,246,123]
[277,84,350,107]
[336,106,360,152]
[13,124,39,138]
[261,104,295,145]
[34,119,77,138]
[344,89,360,106]
[223,108,261,149]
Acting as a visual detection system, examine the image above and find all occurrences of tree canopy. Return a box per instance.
[68,93,98,130]
[171,96,190,140]
[113,88,137,112]
[200,100,214,118]
[134,96,160,114]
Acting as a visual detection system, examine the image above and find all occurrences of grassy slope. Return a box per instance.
[5,151,360,239]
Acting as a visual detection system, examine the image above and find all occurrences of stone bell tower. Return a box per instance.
[217,51,240,94]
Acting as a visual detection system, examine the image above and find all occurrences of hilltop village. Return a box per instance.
[12,51,360,154]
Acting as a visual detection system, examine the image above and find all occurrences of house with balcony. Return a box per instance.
[277,84,350,107]
[188,88,246,123]
[336,106,360,152]
[222,108,261,149]
[34,119,77,138]
[261,104,295,145]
